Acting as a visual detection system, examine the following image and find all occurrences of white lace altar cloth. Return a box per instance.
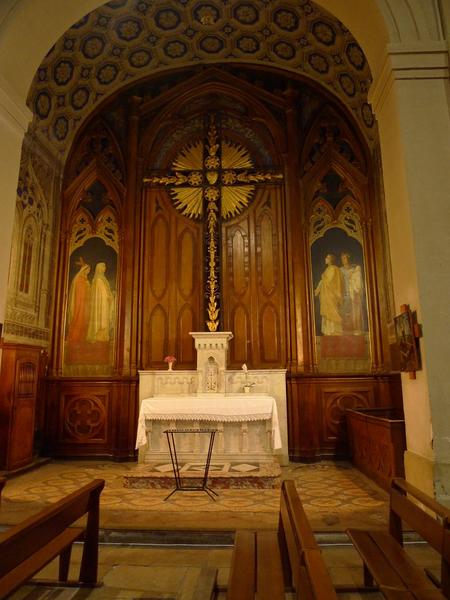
[136,394,282,450]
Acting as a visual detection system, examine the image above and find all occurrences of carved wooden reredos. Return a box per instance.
[53,66,390,373]
[40,64,399,460]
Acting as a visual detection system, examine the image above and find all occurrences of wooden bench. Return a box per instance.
[0,478,105,599]
[227,479,338,599]
[347,477,450,600]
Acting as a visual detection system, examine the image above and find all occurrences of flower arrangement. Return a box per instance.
[164,355,176,370]
[241,363,255,392]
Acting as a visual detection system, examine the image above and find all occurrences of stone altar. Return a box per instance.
[137,331,288,466]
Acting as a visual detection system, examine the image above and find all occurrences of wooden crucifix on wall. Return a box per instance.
[143,113,283,332]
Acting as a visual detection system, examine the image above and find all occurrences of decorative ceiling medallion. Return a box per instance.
[81,35,106,59]
[169,138,255,220]
[155,8,181,30]
[115,17,143,41]
[311,21,336,46]
[71,86,90,110]
[199,35,225,53]
[53,60,74,86]
[237,35,260,54]
[96,63,119,85]
[233,4,259,25]
[35,92,51,119]
[194,4,221,26]
[273,8,300,32]
[54,116,69,141]
[339,73,356,97]
[346,42,365,70]
[163,40,188,58]
[308,52,329,74]
[273,41,296,60]
[128,48,152,68]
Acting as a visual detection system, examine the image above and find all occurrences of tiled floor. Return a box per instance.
[0,459,389,531]
[0,460,442,599]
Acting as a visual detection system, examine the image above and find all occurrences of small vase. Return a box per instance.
[167,362,173,371]
[243,385,250,393]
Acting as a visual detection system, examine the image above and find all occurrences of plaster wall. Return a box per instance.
[370,75,433,461]
[371,48,450,498]
[395,77,450,479]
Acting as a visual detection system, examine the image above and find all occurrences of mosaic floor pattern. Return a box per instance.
[124,461,282,489]
[0,460,389,531]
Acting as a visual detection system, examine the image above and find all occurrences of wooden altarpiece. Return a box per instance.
[42,66,402,461]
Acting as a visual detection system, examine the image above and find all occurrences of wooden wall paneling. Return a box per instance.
[231,304,251,364]
[283,94,312,373]
[254,187,287,368]
[175,220,201,363]
[44,379,137,459]
[366,153,396,370]
[320,386,372,457]
[287,376,321,460]
[119,96,142,376]
[62,390,109,444]
[223,187,287,368]
[223,214,252,366]
[346,407,406,490]
[143,192,170,367]
[361,193,385,372]
[142,189,202,368]
[286,374,399,461]
[34,350,49,454]
[0,344,42,470]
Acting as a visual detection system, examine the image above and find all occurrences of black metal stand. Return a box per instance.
[163,428,218,501]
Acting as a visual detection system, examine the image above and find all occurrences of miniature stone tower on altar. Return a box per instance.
[190,331,233,394]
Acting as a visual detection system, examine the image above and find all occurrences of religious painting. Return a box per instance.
[394,308,421,373]
[64,236,118,375]
[311,223,370,373]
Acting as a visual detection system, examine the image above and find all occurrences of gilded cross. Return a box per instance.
[144,114,283,332]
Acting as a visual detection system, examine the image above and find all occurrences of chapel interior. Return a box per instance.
[0,0,449,597]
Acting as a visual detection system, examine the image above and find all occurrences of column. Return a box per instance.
[370,42,450,501]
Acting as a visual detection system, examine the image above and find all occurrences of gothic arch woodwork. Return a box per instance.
[139,69,286,161]
[66,119,126,187]
[301,107,368,178]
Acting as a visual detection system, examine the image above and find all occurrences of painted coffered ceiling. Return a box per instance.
[28,0,374,156]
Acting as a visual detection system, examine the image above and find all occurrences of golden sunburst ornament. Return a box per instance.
[170,138,256,220]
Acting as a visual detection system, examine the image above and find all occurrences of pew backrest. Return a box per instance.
[0,478,104,597]
[226,529,255,600]
[389,478,450,598]
[389,478,450,548]
[279,479,338,600]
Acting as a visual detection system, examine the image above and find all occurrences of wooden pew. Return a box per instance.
[347,477,450,600]
[227,479,338,599]
[0,478,105,599]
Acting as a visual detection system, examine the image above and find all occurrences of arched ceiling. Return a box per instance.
[27,0,375,156]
